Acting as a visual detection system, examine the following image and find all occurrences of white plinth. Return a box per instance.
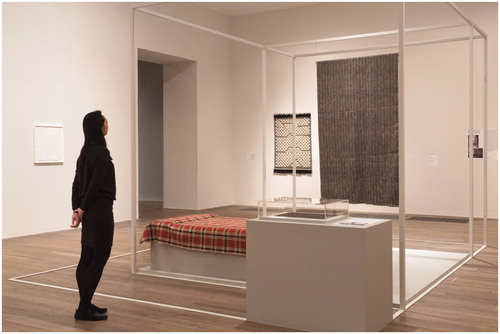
[246,217,392,332]
[150,242,246,281]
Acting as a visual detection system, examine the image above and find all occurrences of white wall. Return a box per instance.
[3,2,133,238]
[231,2,497,218]
[163,61,198,209]
[3,2,497,240]
[230,43,266,206]
[405,41,470,216]
[134,3,235,210]
[132,2,497,218]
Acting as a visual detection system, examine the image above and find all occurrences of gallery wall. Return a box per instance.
[163,60,198,209]
[231,2,498,218]
[3,2,497,239]
[134,3,236,210]
[2,2,133,238]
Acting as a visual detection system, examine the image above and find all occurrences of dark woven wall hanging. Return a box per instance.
[274,113,312,175]
[317,54,399,206]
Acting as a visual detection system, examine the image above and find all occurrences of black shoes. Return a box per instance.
[74,308,108,321]
[90,304,107,314]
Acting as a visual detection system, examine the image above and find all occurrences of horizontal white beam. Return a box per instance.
[131,2,159,9]
[295,34,483,59]
[267,23,470,49]
[136,8,265,49]
[265,47,294,58]
[408,35,483,48]
[296,43,398,58]
[135,6,485,61]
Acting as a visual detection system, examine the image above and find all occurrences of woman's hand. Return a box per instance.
[76,208,85,220]
[71,212,80,228]
[70,208,85,228]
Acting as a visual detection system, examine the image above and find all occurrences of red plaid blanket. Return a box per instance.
[140,214,247,255]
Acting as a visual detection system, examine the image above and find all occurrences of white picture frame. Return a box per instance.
[33,124,64,164]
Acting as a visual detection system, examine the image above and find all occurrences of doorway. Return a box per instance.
[138,60,164,214]
[137,49,198,216]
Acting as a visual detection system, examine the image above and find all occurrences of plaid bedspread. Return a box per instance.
[140,214,247,255]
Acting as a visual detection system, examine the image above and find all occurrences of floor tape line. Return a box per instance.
[9,278,247,322]
[10,249,149,280]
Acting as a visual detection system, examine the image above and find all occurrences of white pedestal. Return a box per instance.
[150,242,246,281]
[246,217,392,332]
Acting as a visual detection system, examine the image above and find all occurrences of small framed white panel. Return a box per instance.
[33,124,64,164]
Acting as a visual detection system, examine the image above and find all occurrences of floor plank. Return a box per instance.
[2,202,497,332]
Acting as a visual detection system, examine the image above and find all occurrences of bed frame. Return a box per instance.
[139,242,246,288]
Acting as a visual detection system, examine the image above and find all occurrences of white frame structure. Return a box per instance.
[131,2,488,313]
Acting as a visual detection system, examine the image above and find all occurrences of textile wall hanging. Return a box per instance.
[317,54,399,206]
[274,113,312,175]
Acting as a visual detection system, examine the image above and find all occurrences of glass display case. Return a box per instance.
[258,197,349,224]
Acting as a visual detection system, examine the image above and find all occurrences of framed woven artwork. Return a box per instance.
[274,113,312,175]
[317,54,399,206]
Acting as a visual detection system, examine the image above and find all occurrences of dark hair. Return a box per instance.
[78,110,106,165]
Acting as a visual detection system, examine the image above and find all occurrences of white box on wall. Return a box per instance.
[33,124,64,164]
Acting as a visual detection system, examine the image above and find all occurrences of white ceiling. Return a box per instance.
[195,2,316,16]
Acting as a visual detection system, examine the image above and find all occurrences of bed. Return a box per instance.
[140,214,247,286]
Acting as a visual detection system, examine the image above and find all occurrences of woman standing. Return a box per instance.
[71,110,116,321]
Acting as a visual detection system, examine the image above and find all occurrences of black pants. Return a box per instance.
[76,244,111,312]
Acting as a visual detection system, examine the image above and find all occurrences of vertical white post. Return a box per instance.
[262,48,268,216]
[131,9,138,273]
[398,2,407,310]
[483,38,488,247]
[292,57,297,210]
[468,25,474,256]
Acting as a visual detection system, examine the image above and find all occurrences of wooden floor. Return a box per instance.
[3,202,498,332]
